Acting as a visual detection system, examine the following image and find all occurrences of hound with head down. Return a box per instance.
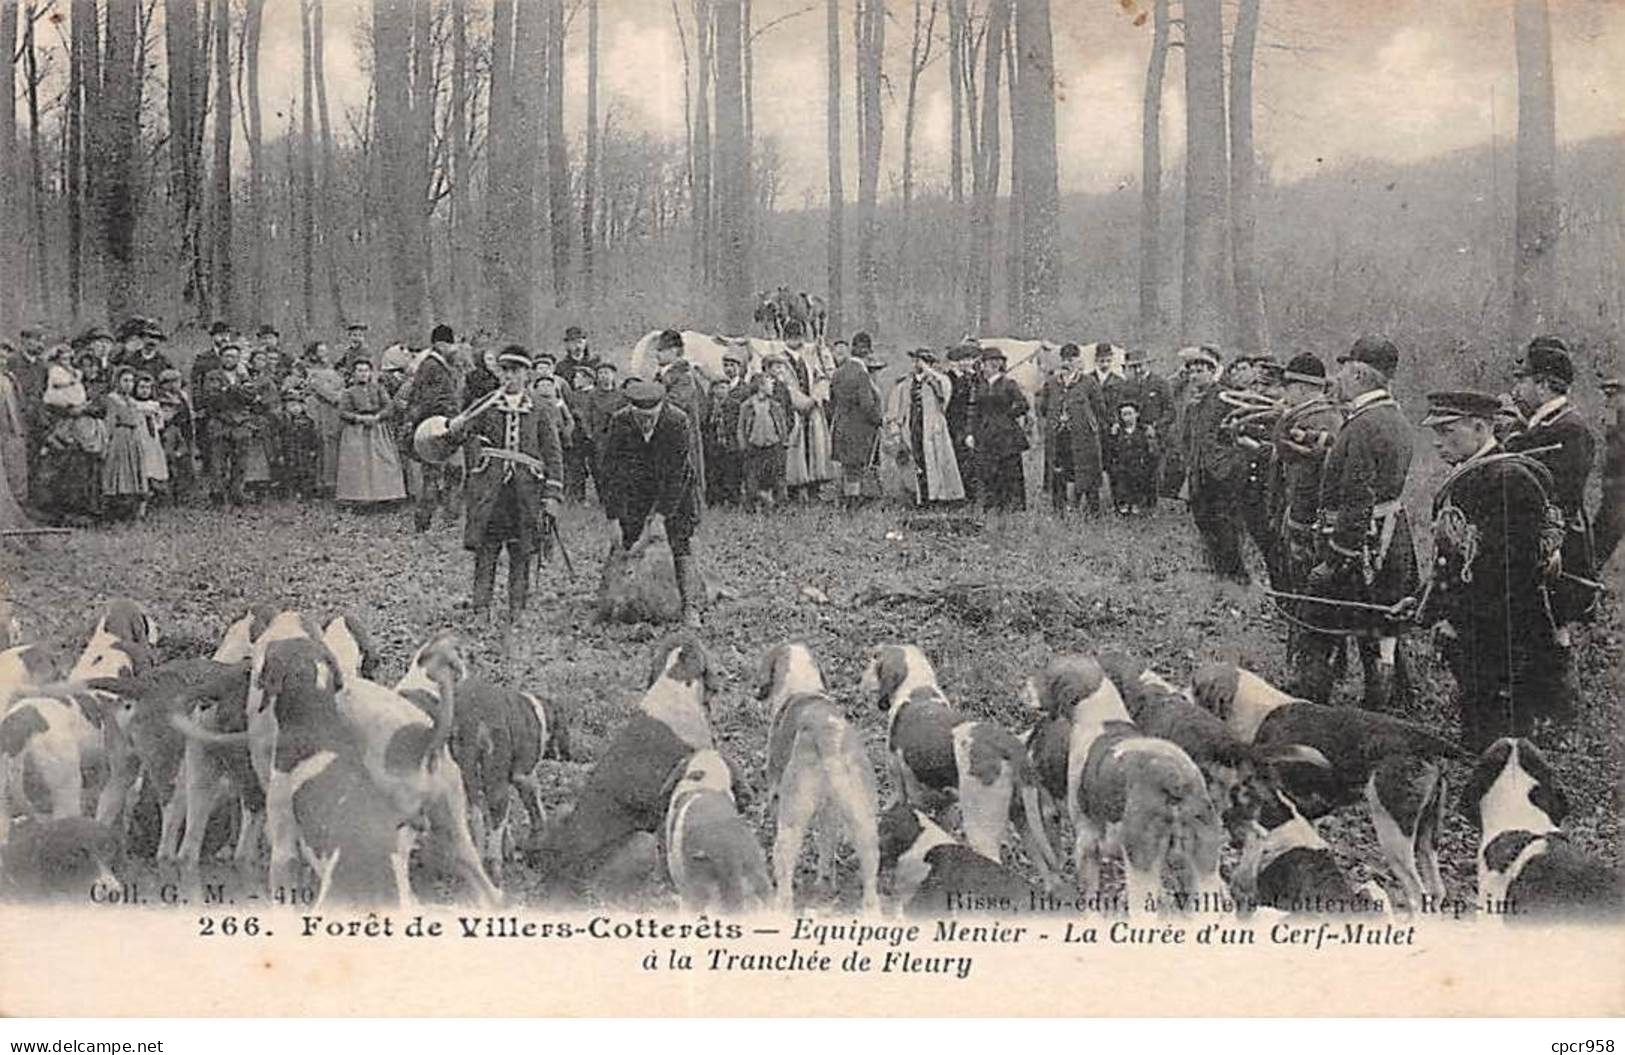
[1461,738,1623,923]
[1193,662,1458,912]
[662,749,773,913]
[1027,654,1225,911]
[861,644,1060,884]
[1226,775,1388,917]
[876,802,1041,916]
[756,642,880,913]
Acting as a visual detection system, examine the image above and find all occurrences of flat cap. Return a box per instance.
[909,347,938,364]
[495,345,533,370]
[1284,352,1327,383]
[1422,390,1501,427]
[624,379,666,409]
[209,320,231,336]
[564,325,586,341]
[257,324,280,337]
[1178,345,1222,371]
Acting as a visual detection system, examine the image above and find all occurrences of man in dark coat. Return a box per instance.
[579,361,627,488]
[1418,390,1572,751]
[338,321,372,378]
[1595,372,1625,570]
[1303,335,1419,711]
[829,333,882,510]
[598,379,704,627]
[403,324,463,531]
[973,346,1030,511]
[557,325,596,391]
[704,348,749,507]
[1506,337,1598,642]
[652,329,708,505]
[1180,346,1252,582]
[203,344,257,506]
[6,325,48,507]
[946,344,981,504]
[451,346,564,621]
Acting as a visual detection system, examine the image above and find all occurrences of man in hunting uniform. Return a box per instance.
[450,346,564,621]
[1301,335,1418,710]
[1180,346,1252,583]
[1416,390,1571,750]
[1506,336,1598,646]
[402,323,463,532]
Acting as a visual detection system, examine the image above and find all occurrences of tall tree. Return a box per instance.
[298,0,317,330]
[854,0,885,334]
[97,0,146,322]
[898,0,938,311]
[1137,0,1170,344]
[1228,0,1269,356]
[244,0,267,324]
[1512,0,1558,345]
[824,0,842,337]
[0,0,17,333]
[1013,0,1059,332]
[509,0,543,342]
[692,0,713,306]
[544,0,568,310]
[166,0,210,321]
[312,0,344,324]
[1004,17,1020,331]
[67,0,93,320]
[713,0,749,331]
[25,2,52,318]
[485,0,519,334]
[968,0,1009,332]
[211,0,233,321]
[450,0,471,324]
[411,0,436,319]
[372,0,430,337]
[1180,0,1228,343]
[947,0,964,206]
[581,0,599,310]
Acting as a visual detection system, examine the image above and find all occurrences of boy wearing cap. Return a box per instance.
[1304,335,1419,710]
[1506,336,1598,638]
[599,378,705,626]
[402,324,463,531]
[705,348,750,506]
[974,346,1030,511]
[1417,390,1571,750]
[1595,373,1624,568]
[449,346,564,621]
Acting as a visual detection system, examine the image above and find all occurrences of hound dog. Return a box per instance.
[322,611,381,683]
[860,644,1059,882]
[662,749,774,913]
[1461,738,1623,922]
[1027,654,1225,910]
[0,685,114,846]
[1193,662,1459,912]
[1,641,60,705]
[532,633,725,901]
[0,816,123,902]
[876,802,1041,915]
[394,628,572,885]
[67,599,160,682]
[756,642,880,913]
[1227,776,1389,916]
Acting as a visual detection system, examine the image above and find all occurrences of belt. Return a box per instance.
[474,447,548,479]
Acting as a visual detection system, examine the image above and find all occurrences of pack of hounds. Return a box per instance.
[0,598,1618,924]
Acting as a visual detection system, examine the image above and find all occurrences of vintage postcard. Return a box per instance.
[1,0,1622,1019]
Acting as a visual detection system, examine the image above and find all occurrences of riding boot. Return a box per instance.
[673,554,702,628]
[1291,633,1337,704]
[1359,640,1394,712]
[471,545,499,613]
[508,549,532,621]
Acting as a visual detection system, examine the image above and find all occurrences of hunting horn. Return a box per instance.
[413,387,506,464]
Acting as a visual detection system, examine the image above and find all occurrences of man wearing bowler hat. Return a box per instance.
[598,377,705,626]
[403,323,463,531]
[1302,335,1418,711]
[448,345,564,622]
[975,345,1030,511]
[946,343,982,504]
[1415,390,1571,750]
[1506,336,1598,643]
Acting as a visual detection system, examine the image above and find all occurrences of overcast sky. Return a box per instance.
[167,0,1625,201]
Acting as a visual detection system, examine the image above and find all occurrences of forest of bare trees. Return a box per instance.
[0,0,1609,372]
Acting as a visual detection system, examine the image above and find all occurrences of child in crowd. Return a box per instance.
[101,367,149,519]
[737,371,788,511]
[156,369,196,499]
[278,387,323,500]
[1107,400,1159,515]
[131,372,170,504]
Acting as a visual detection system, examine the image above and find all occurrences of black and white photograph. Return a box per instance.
[0,0,1622,1020]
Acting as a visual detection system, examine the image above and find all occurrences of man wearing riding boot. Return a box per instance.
[1505,336,1599,650]
[829,333,882,511]
[1302,335,1419,710]
[451,346,564,623]
[1416,390,1572,751]
[404,324,462,532]
[1268,353,1343,700]
[599,379,705,627]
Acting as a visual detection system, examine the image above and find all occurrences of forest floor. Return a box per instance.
[5,485,1620,914]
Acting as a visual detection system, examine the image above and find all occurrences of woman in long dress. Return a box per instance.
[335,360,406,505]
[131,373,170,504]
[101,367,149,519]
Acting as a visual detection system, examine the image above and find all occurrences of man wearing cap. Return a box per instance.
[705,346,750,506]
[448,345,564,621]
[945,344,982,504]
[1083,342,1127,422]
[1594,372,1625,569]
[339,321,372,378]
[1037,344,1103,514]
[557,326,595,390]
[130,321,175,380]
[1266,353,1343,697]
[1178,345,1252,582]
[401,324,463,531]
[829,334,882,510]
[578,361,626,493]
[885,348,964,506]
[1417,390,1571,750]
[7,325,49,506]
[973,346,1031,511]
[1304,335,1418,710]
[651,328,709,504]
[1119,351,1172,441]
[258,324,282,363]
[202,344,256,505]
[1506,336,1598,641]
[598,377,705,626]
[1224,353,1286,586]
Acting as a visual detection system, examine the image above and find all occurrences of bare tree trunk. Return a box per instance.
[313,0,344,325]
[742,0,753,284]
[1137,0,1169,344]
[1228,0,1268,356]
[299,0,317,330]
[1512,0,1558,345]
[899,0,938,316]
[450,0,470,325]
[969,0,1009,333]
[244,0,266,325]
[508,0,542,343]
[545,0,569,310]
[373,0,429,338]
[166,0,208,321]
[855,0,884,334]
[411,0,435,323]
[211,0,233,321]
[485,0,516,333]
[714,0,748,331]
[1004,18,1020,332]
[1013,0,1058,333]
[693,0,713,305]
[947,0,964,207]
[99,0,145,323]
[1180,0,1228,344]
[0,0,15,334]
[25,4,52,318]
[581,0,598,310]
[824,0,842,337]
[67,0,88,320]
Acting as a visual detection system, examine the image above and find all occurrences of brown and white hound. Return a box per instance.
[661,748,773,914]
[876,802,1041,916]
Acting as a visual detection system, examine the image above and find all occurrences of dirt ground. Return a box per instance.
[5,488,1619,911]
